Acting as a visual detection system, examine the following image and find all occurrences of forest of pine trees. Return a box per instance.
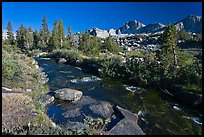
[4,16,121,55]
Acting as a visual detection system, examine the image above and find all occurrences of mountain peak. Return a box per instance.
[118,20,145,34]
[175,15,202,33]
[125,20,145,27]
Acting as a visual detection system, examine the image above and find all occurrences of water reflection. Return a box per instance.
[36,58,202,135]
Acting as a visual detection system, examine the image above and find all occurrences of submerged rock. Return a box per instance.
[70,76,101,84]
[56,58,67,64]
[63,108,81,118]
[54,88,83,102]
[38,93,55,106]
[71,96,98,108]
[124,85,144,94]
[87,101,114,119]
[81,76,101,82]
[173,105,181,111]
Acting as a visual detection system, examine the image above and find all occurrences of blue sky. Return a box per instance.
[2,2,202,34]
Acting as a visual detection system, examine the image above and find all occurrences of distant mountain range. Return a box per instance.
[89,15,202,38]
[2,15,202,40]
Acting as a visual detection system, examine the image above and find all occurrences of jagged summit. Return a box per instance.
[88,15,202,38]
[175,15,202,33]
[117,20,145,34]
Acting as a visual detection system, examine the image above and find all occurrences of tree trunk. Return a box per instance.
[172,47,177,69]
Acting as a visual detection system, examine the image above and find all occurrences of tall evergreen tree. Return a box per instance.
[68,26,75,46]
[7,21,15,45]
[16,25,30,50]
[157,23,178,78]
[58,19,65,48]
[90,36,100,56]
[84,29,90,47]
[39,16,50,45]
[50,20,59,50]
[27,26,33,48]
[16,25,25,49]
[78,29,91,54]
[78,32,85,51]
[33,29,40,48]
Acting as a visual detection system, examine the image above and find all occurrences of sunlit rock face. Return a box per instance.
[175,15,202,33]
[89,27,109,38]
[117,20,145,34]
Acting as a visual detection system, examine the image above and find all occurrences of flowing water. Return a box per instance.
[36,58,202,135]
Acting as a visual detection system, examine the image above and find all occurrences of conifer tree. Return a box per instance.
[7,21,15,45]
[78,32,85,51]
[103,36,120,53]
[33,29,40,48]
[84,29,90,47]
[50,20,59,50]
[39,16,50,45]
[90,36,100,56]
[157,23,178,78]
[68,26,75,46]
[16,25,31,49]
[27,26,33,48]
[58,19,65,48]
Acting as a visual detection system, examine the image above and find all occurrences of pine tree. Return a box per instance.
[50,20,59,50]
[16,25,30,50]
[157,23,178,78]
[90,36,100,56]
[40,16,50,45]
[84,29,90,47]
[78,32,85,51]
[7,21,15,45]
[81,29,91,54]
[16,24,25,49]
[103,36,120,53]
[58,19,65,48]
[68,26,75,46]
[33,29,40,48]
[27,26,33,49]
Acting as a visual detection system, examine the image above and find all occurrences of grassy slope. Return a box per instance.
[2,45,72,135]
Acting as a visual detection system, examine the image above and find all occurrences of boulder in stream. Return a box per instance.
[86,101,114,119]
[54,88,83,102]
[109,118,145,135]
[71,96,98,108]
[56,58,67,64]
[38,93,55,106]
[109,106,145,135]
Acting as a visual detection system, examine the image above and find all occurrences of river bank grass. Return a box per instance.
[41,48,202,94]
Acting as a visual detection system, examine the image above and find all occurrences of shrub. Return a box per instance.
[2,51,27,86]
[49,49,83,62]
[99,55,124,78]
[176,61,202,87]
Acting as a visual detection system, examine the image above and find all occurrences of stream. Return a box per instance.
[35,57,202,135]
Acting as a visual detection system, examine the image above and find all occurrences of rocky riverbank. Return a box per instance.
[41,88,145,135]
